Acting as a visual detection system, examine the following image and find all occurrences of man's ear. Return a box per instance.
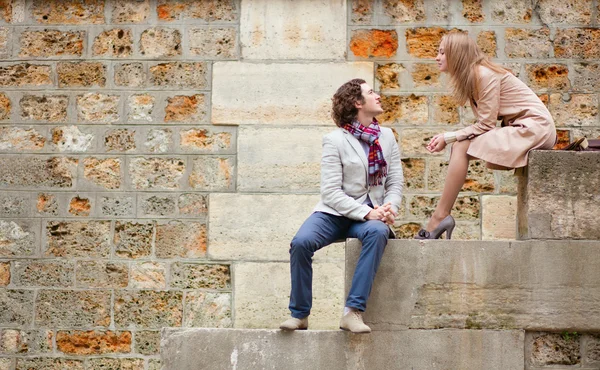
[354,99,363,109]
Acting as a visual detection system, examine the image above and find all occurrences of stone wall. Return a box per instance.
[1,0,600,369]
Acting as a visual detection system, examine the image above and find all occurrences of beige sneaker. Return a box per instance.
[339,311,371,334]
[279,317,308,331]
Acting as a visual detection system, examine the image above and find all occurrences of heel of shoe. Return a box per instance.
[446,226,454,240]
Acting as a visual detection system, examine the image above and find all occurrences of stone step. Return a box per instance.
[160,328,524,370]
[346,239,600,332]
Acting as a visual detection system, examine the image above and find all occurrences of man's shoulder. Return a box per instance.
[323,127,345,141]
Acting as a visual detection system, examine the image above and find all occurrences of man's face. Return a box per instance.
[357,83,383,116]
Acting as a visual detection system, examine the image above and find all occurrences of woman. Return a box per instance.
[415,32,556,239]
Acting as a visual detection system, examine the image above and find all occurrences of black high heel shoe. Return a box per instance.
[414,215,456,240]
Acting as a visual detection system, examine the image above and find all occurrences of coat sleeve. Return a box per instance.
[320,135,372,221]
[382,134,403,215]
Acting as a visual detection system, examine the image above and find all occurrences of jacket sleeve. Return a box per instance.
[382,136,403,214]
[320,135,372,221]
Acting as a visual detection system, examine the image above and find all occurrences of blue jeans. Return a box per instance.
[288,211,390,319]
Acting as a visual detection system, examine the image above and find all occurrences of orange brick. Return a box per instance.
[462,0,484,22]
[350,29,398,58]
[406,27,462,58]
[57,331,131,355]
[526,64,570,91]
[553,129,570,150]
[376,63,404,89]
[69,196,91,216]
[0,262,9,286]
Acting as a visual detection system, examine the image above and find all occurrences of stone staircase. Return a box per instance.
[160,151,600,370]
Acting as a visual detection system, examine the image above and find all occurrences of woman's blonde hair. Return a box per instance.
[442,32,507,105]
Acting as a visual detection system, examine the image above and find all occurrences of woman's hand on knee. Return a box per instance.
[426,134,447,153]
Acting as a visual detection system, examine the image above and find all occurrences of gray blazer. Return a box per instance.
[313,126,403,222]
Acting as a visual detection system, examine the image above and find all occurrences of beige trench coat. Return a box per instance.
[455,65,557,169]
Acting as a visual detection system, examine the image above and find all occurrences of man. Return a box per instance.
[280,78,404,333]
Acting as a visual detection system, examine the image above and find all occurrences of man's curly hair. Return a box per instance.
[331,78,366,127]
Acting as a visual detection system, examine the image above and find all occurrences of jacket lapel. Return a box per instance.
[342,130,368,171]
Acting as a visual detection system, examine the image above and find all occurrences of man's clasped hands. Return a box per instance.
[365,202,396,225]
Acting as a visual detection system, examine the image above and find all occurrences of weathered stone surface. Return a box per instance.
[529,332,581,366]
[114,221,153,259]
[477,30,496,57]
[481,195,516,240]
[526,64,570,91]
[45,221,110,258]
[549,93,598,127]
[553,129,570,150]
[212,62,373,125]
[51,126,94,152]
[111,0,150,23]
[85,358,144,369]
[0,290,34,325]
[35,290,111,327]
[36,193,58,215]
[376,63,404,89]
[0,261,9,286]
[399,129,441,156]
[20,94,68,122]
[536,0,592,25]
[157,0,237,22]
[431,95,459,124]
[189,27,237,58]
[0,127,45,151]
[13,260,73,287]
[234,262,344,329]
[0,27,9,57]
[585,334,600,362]
[351,0,373,24]
[0,93,10,120]
[0,64,52,87]
[411,63,441,87]
[92,28,133,57]
[67,194,91,215]
[114,63,145,87]
[350,29,398,58]
[555,28,600,60]
[429,159,494,192]
[164,94,206,122]
[99,195,134,217]
[392,222,422,239]
[462,0,484,22]
[347,239,600,331]
[184,292,232,328]
[170,263,230,289]
[140,27,181,57]
[155,221,206,258]
[129,157,184,189]
[381,0,425,23]
[0,329,53,354]
[57,330,131,355]
[84,157,122,189]
[518,151,600,240]
[180,127,234,153]
[114,290,183,329]
[15,358,84,370]
[572,63,600,92]
[161,328,524,370]
[406,27,448,58]
[76,261,128,288]
[134,330,159,355]
[505,28,551,58]
[130,262,166,289]
[0,358,10,370]
[238,126,328,192]
[209,194,319,260]
[189,156,234,191]
[19,30,84,57]
[491,0,532,23]
[149,62,207,88]
[402,158,425,191]
[58,62,106,88]
[241,0,345,60]
[104,128,136,152]
[0,193,29,217]
[32,0,105,24]
[409,195,480,220]
[76,93,119,123]
[127,94,154,122]
[139,194,176,217]
[0,156,77,188]
[378,94,428,125]
[144,128,172,153]
[178,193,207,216]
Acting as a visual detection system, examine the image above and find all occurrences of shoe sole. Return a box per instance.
[339,326,371,334]
[279,327,308,331]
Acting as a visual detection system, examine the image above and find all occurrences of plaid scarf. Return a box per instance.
[344,119,388,186]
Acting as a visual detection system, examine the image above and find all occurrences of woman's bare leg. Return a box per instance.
[426,140,473,232]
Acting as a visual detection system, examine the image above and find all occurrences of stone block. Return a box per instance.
[67,195,91,217]
[381,0,425,23]
[140,27,181,57]
[92,28,133,57]
[19,30,84,57]
[241,0,345,60]
[431,95,459,125]
[20,94,68,122]
[155,221,206,258]
[170,263,230,289]
[56,330,131,355]
[411,63,441,87]
[238,126,328,192]
[351,0,373,24]
[428,159,494,192]
[104,128,136,152]
[462,0,484,22]
[496,169,518,193]
[376,63,404,89]
[518,150,600,239]
[0,64,52,87]
[76,93,119,123]
[409,195,480,220]
[528,332,581,366]
[401,158,425,191]
[392,221,422,239]
[549,93,598,127]
[114,290,183,329]
[0,358,10,370]
[15,358,83,370]
[0,156,77,188]
[99,194,134,217]
[144,128,172,153]
[75,261,128,288]
[212,62,373,126]
[399,129,442,156]
[505,28,551,58]
[0,290,34,325]
[491,0,532,23]
[114,221,153,259]
[83,358,143,369]
[129,157,184,190]
[114,63,145,87]
[378,94,428,125]
[179,127,235,153]
[184,292,232,328]
[234,261,344,329]
[58,62,106,88]
[209,194,319,260]
[0,220,38,257]
[134,330,159,355]
[36,193,58,215]
[35,290,111,327]
[111,0,150,23]
[572,63,600,92]
[149,62,207,89]
[138,194,176,217]
[585,334,600,363]
[45,220,110,258]
[13,260,73,287]
[189,156,235,191]
[536,0,592,25]
[127,94,154,122]
[156,0,237,22]
[0,27,9,57]
[477,30,496,57]
[555,28,600,60]
[0,329,53,354]
[0,93,10,120]
[51,126,94,152]
[481,195,516,240]
[525,64,570,92]
[406,27,447,58]
[350,29,398,58]
[130,262,166,289]
[189,27,237,58]
[83,157,122,189]
[178,193,208,216]
[32,0,105,24]
[164,94,207,122]
[0,193,29,217]
[0,262,9,286]
[553,129,571,150]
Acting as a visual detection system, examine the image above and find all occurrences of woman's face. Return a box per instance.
[435,41,448,72]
